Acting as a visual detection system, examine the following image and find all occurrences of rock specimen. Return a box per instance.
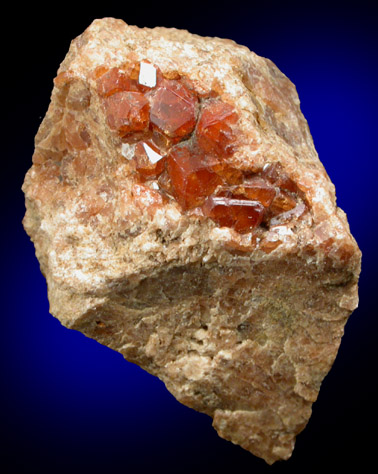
[22,18,361,464]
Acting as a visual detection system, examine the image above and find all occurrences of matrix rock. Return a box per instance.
[22,18,361,464]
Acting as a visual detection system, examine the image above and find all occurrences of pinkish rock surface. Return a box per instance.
[22,18,361,464]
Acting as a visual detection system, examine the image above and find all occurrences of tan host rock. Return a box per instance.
[22,18,361,464]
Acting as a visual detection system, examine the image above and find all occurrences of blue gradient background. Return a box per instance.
[3,2,377,472]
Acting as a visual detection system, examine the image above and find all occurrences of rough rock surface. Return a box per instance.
[22,18,361,464]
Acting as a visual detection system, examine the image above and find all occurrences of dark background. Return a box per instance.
[2,1,377,472]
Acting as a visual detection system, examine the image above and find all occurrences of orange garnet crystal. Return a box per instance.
[167,145,221,209]
[104,91,150,136]
[133,141,166,179]
[202,195,265,233]
[237,177,276,207]
[97,67,136,97]
[150,80,198,138]
[196,101,238,156]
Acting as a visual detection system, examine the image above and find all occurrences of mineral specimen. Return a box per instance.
[22,18,361,464]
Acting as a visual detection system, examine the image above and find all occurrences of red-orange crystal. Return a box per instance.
[167,145,221,209]
[196,101,238,156]
[269,191,297,215]
[262,163,297,193]
[203,195,265,233]
[150,80,198,138]
[97,67,136,97]
[207,158,243,185]
[237,177,276,207]
[133,141,166,179]
[104,91,150,136]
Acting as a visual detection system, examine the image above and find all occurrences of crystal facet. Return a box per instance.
[104,91,150,136]
[167,145,221,209]
[236,177,276,207]
[97,67,136,97]
[270,191,297,215]
[202,195,265,233]
[196,101,238,156]
[133,141,165,179]
[150,80,198,138]
[138,62,157,88]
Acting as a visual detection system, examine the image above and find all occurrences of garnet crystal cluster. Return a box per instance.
[96,61,306,236]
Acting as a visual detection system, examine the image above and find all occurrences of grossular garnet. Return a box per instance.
[262,163,298,193]
[150,80,198,138]
[231,177,277,208]
[104,91,150,136]
[269,191,297,215]
[196,101,238,156]
[97,67,136,97]
[166,145,221,210]
[133,141,166,179]
[202,195,265,233]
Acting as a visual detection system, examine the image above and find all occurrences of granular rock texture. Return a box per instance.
[22,18,361,464]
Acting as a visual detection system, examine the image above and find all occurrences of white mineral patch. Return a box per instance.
[141,240,160,252]
[166,207,182,223]
[272,226,293,237]
[142,142,163,164]
[167,354,211,381]
[121,143,134,160]
[139,62,157,88]
[211,227,233,241]
[217,350,233,360]
[312,185,333,216]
